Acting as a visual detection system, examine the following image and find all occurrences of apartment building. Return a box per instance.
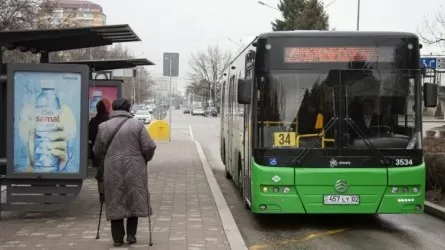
[52,0,106,27]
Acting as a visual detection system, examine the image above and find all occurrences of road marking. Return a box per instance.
[189,125,195,141]
[248,228,348,249]
[191,125,248,250]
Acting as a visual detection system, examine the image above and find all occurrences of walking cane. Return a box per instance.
[96,180,105,239]
[146,179,153,247]
[148,210,153,246]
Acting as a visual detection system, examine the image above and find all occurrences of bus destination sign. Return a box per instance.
[284,47,391,63]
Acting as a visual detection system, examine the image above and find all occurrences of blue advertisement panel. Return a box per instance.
[13,72,81,173]
[7,64,89,179]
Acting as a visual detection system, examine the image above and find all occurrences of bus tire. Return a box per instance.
[225,168,231,179]
[223,145,231,179]
[238,156,250,210]
[221,141,226,165]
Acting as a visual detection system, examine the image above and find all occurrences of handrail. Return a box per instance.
[296,133,319,147]
[258,121,336,148]
[258,121,297,125]
[296,133,334,148]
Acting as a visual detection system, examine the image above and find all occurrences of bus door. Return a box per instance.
[243,68,254,203]
[228,75,236,174]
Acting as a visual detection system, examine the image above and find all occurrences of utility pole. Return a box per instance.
[356,0,361,31]
[138,67,141,104]
[168,58,172,141]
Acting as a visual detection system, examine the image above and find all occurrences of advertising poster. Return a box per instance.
[13,72,82,174]
[88,85,118,120]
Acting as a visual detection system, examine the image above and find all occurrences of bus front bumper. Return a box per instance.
[250,162,425,214]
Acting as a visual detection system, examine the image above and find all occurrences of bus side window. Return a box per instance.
[229,75,235,115]
[221,81,226,118]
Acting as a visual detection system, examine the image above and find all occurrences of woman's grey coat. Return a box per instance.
[93,110,156,221]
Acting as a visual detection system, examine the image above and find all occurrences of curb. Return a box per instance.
[190,127,248,250]
[424,201,445,220]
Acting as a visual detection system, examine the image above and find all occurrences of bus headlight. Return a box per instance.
[283,187,290,194]
[262,187,268,192]
[392,187,399,193]
[413,187,419,193]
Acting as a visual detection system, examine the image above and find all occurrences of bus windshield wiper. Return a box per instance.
[343,85,391,165]
[293,88,338,165]
[292,116,338,164]
[344,117,392,165]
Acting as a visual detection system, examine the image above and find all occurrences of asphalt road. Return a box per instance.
[169,110,445,250]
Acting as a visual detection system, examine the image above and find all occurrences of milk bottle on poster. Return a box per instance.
[34,79,62,172]
[89,91,102,120]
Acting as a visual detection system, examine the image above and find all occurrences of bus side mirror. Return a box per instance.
[424,82,438,108]
[237,78,252,104]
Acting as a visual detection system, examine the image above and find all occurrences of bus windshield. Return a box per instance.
[256,69,421,151]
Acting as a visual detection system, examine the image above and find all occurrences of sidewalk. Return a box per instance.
[0,140,232,250]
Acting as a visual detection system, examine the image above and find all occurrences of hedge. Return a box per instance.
[424,131,445,194]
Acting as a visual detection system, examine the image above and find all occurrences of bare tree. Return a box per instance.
[0,0,56,31]
[0,0,59,63]
[188,45,231,106]
[419,6,445,48]
[1,0,155,103]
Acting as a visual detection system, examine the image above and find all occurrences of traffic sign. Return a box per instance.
[163,53,179,77]
[438,58,444,69]
[420,57,437,69]
[152,105,167,120]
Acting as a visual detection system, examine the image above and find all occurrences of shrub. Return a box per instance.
[435,101,444,119]
[424,134,445,192]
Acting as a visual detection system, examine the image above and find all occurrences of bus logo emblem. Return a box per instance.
[330,158,338,168]
[335,180,348,193]
[272,175,281,183]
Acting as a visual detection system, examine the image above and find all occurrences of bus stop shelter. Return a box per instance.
[0,24,141,217]
[54,58,155,70]
[53,58,155,79]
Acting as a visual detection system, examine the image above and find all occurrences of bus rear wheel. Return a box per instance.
[223,145,231,179]
[238,158,249,210]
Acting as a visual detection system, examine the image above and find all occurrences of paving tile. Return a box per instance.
[0,140,229,249]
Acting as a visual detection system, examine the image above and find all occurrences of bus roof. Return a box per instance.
[257,30,418,39]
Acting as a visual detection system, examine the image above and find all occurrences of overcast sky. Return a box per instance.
[90,0,444,93]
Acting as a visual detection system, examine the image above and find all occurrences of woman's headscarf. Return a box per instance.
[112,98,131,112]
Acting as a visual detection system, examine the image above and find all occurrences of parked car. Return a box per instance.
[192,106,205,116]
[204,107,217,117]
[183,108,191,114]
[147,105,154,114]
[130,104,144,115]
[133,110,151,124]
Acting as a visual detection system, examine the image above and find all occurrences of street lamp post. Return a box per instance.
[135,53,144,104]
[138,67,141,104]
[257,1,279,11]
[356,0,360,31]
[164,57,173,141]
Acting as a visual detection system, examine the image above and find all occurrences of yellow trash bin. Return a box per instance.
[147,120,170,141]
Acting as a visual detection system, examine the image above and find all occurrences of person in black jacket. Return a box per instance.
[351,98,382,136]
[89,100,109,167]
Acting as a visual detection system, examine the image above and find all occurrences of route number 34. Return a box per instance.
[395,159,413,166]
[273,132,296,147]
[279,134,291,144]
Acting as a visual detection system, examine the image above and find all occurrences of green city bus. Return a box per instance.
[219,31,438,214]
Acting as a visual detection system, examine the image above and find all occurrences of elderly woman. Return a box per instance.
[93,98,156,247]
